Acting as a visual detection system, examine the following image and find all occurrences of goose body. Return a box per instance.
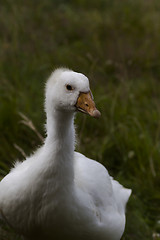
[0,68,131,240]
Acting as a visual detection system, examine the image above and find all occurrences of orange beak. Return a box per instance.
[75,91,101,119]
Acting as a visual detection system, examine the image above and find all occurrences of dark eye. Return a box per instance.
[66,84,74,91]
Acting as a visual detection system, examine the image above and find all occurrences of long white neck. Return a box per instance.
[44,109,75,185]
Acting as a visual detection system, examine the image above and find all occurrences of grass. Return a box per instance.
[0,0,160,239]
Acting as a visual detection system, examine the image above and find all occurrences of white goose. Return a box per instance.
[0,68,131,240]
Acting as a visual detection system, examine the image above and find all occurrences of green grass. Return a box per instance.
[0,0,160,239]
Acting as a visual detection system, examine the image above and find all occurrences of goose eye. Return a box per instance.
[66,84,74,91]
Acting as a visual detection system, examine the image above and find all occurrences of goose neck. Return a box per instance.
[45,110,75,154]
[42,110,75,188]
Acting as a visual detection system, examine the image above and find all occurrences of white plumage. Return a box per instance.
[0,68,131,240]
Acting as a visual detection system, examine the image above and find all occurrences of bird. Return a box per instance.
[0,68,131,240]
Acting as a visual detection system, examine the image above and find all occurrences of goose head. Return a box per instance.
[45,68,101,118]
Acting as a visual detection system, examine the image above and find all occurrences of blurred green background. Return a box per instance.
[0,0,160,239]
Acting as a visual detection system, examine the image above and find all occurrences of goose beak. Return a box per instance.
[75,91,101,119]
